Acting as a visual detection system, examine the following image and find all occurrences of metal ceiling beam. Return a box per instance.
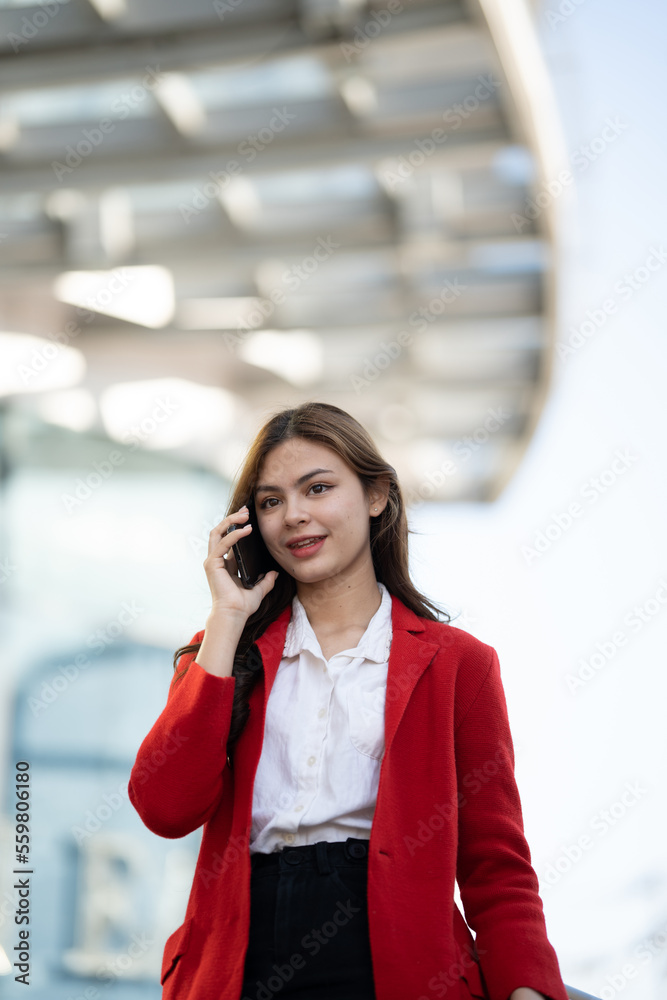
[0,8,467,91]
[0,235,543,284]
[0,0,556,506]
[0,133,508,195]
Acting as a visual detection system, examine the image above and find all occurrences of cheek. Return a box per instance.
[338,503,370,540]
[259,519,277,548]
[255,514,273,544]
[326,498,355,529]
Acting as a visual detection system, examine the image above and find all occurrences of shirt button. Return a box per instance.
[294,804,304,812]
[284,834,295,843]
[307,756,316,766]
[318,708,326,718]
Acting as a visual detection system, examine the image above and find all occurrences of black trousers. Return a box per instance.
[240,837,377,1000]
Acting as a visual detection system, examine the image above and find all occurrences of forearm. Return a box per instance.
[194,609,246,677]
[511,989,548,1000]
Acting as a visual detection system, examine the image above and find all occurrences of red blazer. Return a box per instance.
[129,593,569,1000]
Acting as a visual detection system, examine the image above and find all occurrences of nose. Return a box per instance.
[282,494,309,527]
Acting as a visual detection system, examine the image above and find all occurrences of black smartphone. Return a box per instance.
[226,501,278,589]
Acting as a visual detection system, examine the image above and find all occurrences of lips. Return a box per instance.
[286,535,326,550]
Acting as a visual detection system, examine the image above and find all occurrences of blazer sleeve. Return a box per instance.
[454,645,569,1000]
[128,630,236,839]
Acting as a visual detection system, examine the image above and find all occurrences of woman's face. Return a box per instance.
[254,438,382,587]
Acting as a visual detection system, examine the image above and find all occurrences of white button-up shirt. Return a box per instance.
[249,582,393,854]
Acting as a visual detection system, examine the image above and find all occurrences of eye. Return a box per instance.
[257,483,332,509]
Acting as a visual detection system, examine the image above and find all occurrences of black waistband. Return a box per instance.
[251,837,369,872]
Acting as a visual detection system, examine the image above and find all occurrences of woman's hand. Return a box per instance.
[510,989,548,1000]
[203,506,279,622]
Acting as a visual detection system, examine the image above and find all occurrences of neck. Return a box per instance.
[295,567,382,634]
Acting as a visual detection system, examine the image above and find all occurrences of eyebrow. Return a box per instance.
[255,468,335,494]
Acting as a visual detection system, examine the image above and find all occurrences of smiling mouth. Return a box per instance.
[288,536,325,550]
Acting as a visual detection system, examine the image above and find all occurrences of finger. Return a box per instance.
[209,506,249,540]
[209,516,251,557]
[254,569,279,594]
[216,506,249,535]
[205,528,250,579]
[221,524,252,560]
[224,546,239,575]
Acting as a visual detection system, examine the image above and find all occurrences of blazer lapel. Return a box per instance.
[383,594,440,758]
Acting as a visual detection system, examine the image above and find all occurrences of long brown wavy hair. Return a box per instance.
[172,401,451,763]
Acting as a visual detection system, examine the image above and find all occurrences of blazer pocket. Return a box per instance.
[452,904,488,999]
[161,916,193,986]
[459,959,488,1000]
[347,686,386,761]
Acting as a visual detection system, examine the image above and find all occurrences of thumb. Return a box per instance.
[256,569,279,592]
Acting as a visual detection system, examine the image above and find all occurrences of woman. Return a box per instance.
[129,401,569,1000]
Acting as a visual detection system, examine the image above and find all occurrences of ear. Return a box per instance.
[369,477,391,516]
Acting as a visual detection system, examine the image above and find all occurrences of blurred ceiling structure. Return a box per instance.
[0,0,565,500]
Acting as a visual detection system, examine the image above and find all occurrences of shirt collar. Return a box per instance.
[283,581,392,662]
